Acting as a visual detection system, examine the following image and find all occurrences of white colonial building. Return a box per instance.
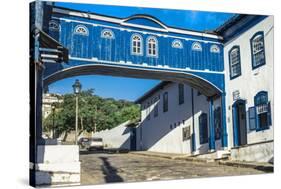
[135,16,273,163]
[223,16,273,162]
[42,93,63,118]
[135,82,225,156]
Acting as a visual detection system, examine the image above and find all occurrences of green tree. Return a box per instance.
[43,89,140,139]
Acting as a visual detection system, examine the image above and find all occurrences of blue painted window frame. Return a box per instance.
[229,46,242,80]
[248,106,256,131]
[254,91,271,131]
[199,113,208,144]
[178,83,184,105]
[250,31,266,70]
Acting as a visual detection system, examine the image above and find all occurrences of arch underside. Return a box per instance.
[44,64,223,97]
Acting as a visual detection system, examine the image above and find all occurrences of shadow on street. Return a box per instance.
[99,157,124,183]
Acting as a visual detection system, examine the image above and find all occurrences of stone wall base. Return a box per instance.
[30,144,81,186]
[230,140,273,163]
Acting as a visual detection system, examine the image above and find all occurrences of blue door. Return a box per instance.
[232,100,247,147]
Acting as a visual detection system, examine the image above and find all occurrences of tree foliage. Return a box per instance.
[43,89,140,136]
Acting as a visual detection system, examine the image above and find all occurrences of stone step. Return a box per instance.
[35,171,80,186]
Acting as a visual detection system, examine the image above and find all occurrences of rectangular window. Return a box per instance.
[254,91,271,131]
[256,103,271,130]
[229,46,241,79]
[199,113,208,144]
[163,92,168,112]
[251,32,266,69]
[178,83,184,105]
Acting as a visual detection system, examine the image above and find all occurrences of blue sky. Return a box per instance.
[48,2,235,101]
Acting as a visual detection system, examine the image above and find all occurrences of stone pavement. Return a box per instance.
[80,151,270,186]
[130,151,274,171]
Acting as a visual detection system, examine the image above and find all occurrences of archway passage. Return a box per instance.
[44,63,224,98]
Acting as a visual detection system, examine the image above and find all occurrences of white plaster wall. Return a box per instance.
[93,120,131,149]
[137,82,222,154]
[231,141,273,163]
[224,16,274,148]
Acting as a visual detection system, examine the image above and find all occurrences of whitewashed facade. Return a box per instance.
[223,16,273,162]
[136,16,274,162]
[136,82,223,155]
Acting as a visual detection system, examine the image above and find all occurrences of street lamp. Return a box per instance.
[51,103,56,139]
[72,79,82,145]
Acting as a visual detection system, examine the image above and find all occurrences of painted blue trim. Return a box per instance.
[250,31,266,70]
[254,91,271,131]
[221,93,228,148]
[209,98,215,150]
[248,106,257,131]
[220,16,268,43]
[229,45,242,80]
[232,99,247,147]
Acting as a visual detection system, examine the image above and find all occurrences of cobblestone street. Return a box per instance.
[80,152,267,185]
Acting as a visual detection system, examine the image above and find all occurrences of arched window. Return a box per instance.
[49,20,60,31]
[101,29,114,39]
[192,42,202,51]
[229,46,241,79]
[131,34,143,55]
[210,44,220,53]
[172,39,183,49]
[253,91,271,131]
[251,31,266,69]
[147,36,158,57]
[74,25,89,36]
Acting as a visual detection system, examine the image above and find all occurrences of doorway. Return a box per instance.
[232,100,247,147]
[130,127,137,151]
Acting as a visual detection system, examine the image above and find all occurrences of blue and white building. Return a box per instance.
[135,16,273,162]
[30,4,274,185]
